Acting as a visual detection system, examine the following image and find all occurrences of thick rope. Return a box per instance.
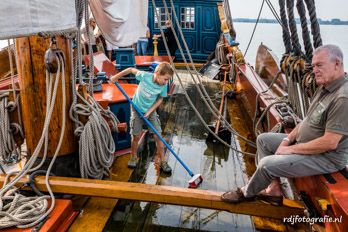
[68,0,117,179]
[0,93,23,164]
[79,109,115,179]
[286,0,302,56]
[278,0,292,54]
[0,53,66,229]
[304,0,322,48]
[215,38,228,65]
[296,0,313,61]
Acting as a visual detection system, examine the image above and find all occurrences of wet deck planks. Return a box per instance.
[68,154,133,232]
[103,72,303,231]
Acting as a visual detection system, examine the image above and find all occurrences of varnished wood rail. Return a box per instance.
[0,175,304,219]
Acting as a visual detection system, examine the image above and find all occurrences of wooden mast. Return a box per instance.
[16,36,77,157]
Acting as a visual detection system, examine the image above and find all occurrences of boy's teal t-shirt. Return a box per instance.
[133,71,167,113]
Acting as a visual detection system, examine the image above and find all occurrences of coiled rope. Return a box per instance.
[69,0,117,179]
[0,93,23,164]
[0,53,66,229]
[0,40,24,166]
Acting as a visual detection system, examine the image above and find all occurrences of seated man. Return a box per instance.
[221,44,348,206]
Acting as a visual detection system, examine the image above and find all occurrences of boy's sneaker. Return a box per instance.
[160,161,172,174]
[128,156,138,168]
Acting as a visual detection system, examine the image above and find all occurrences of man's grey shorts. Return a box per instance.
[130,106,162,136]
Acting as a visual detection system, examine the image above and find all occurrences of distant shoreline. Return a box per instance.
[234,18,348,25]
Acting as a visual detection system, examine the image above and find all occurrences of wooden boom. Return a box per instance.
[0,175,304,220]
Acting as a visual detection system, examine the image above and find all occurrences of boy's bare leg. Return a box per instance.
[128,135,140,168]
[154,135,165,161]
[154,135,172,174]
[131,135,140,158]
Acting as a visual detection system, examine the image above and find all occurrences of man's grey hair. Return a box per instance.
[314,44,344,67]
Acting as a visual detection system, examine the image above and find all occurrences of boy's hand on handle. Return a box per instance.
[143,111,150,118]
[109,75,118,84]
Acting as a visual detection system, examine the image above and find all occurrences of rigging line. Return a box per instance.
[152,0,255,156]
[166,0,257,148]
[266,0,282,24]
[84,4,94,96]
[0,53,67,229]
[0,48,63,196]
[7,40,24,142]
[30,53,67,229]
[277,0,293,54]
[244,0,265,57]
[296,0,313,61]
[303,0,322,48]
[286,0,302,56]
[165,0,256,148]
[267,0,307,59]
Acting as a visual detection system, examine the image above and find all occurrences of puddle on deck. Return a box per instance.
[104,72,256,231]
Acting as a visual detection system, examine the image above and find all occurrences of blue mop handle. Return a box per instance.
[114,82,194,177]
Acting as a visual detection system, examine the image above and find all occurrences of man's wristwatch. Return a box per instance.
[282,137,291,143]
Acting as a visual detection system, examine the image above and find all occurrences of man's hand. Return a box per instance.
[275,141,293,155]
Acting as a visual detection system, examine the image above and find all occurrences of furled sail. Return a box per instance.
[0,0,76,39]
[89,0,148,47]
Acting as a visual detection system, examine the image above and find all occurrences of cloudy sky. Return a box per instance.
[229,0,348,21]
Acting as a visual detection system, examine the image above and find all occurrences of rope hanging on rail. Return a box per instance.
[0,93,22,164]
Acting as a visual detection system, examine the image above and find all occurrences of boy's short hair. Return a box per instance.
[155,62,174,76]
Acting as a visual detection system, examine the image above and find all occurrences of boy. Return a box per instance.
[110,62,174,174]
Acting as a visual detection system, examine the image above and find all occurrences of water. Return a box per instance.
[233,22,348,68]
[104,74,256,231]
[2,23,348,68]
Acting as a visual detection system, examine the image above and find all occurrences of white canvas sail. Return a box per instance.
[0,0,76,40]
[89,0,148,47]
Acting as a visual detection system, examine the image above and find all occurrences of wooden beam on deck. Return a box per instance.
[174,62,204,69]
[0,175,304,220]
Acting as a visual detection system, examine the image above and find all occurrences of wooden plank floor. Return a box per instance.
[0,71,302,232]
[68,154,133,232]
[102,71,283,231]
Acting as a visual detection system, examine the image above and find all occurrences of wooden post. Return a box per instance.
[153,37,158,56]
[16,36,77,157]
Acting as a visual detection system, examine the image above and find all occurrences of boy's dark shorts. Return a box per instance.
[130,106,162,136]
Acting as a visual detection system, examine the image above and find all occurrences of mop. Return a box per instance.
[114,82,203,188]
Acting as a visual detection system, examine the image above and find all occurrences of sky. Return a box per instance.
[229,0,348,21]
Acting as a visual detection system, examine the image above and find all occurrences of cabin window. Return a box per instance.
[180,7,195,29]
[154,7,172,29]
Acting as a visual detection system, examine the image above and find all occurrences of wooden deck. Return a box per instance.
[103,72,303,231]
[0,71,305,231]
[68,154,134,232]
